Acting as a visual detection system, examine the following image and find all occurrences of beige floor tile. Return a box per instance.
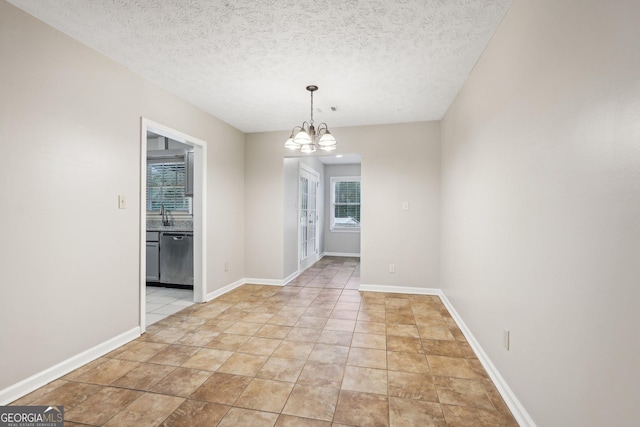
[441,404,519,426]
[65,387,142,425]
[387,336,423,353]
[111,362,176,390]
[354,321,386,335]
[190,372,252,405]
[287,327,323,342]
[417,325,456,341]
[23,381,102,410]
[235,378,294,412]
[103,392,184,427]
[218,407,279,426]
[238,336,282,356]
[282,384,340,422]
[389,397,446,427]
[225,321,264,336]
[422,339,463,357]
[275,414,331,426]
[272,340,315,360]
[159,400,230,427]
[387,351,430,374]
[181,348,234,371]
[296,316,329,329]
[257,356,306,382]
[308,343,350,365]
[427,355,479,379]
[351,332,387,350]
[386,324,420,338]
[204,332,251,351]
[256,324,292,339]
[217,352,268,376]
[317,330,353,346]
[175,329,221,346]
[434,376,495,410]
[147,344,200,366]
[74,358,140,385]
[297,361,345,389]
[113,342,170,362]
[341,366,387,395]
[388,371,438,402]
[324,318,356,332]
[150,367,212,397]
[333,390,389,427]
[147,327,189,344]
[347,347,387,369]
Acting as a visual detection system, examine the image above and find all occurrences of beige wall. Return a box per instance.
[440,0,640,425]
[246,122,441,289]
[0,1,244,391]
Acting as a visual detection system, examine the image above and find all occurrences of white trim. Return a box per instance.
[205,279,246,302]
[0,327,140,405]
[243,278,286,287]
[438,293,536,427]
[282,270,300,285]
[324,252,361,257]
[359,284,441,295]
[140,118,209,335]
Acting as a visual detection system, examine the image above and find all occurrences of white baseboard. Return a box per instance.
[324,252,361,257]
[359,284,441,295]
[282,271,299,285]
[205,279,246,302]
[358,284,534,427]
[438,293,535,427]
[243,278,286,287]
[0,327,140,405]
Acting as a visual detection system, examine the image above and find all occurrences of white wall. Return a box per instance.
[0,1,244,393]
[324,164,361,255]
[246,122,440,289]
[440,0,640,425]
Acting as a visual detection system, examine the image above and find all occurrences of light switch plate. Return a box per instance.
[118,195,126,209]
[402,201,409,211]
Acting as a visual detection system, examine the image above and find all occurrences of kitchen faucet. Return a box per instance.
[160,202,171,226]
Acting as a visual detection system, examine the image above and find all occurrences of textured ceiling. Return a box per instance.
[8,0,512,133]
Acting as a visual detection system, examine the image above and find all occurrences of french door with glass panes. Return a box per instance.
[299,167,319,262]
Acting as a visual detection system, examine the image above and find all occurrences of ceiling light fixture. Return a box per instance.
[284,85,337,153]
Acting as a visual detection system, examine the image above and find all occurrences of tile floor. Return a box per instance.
[11,257,518,426]
[146,286,195,326]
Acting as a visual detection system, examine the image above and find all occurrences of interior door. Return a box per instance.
[300,167,319,263]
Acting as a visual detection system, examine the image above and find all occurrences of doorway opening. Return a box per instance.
[139,118,207,332]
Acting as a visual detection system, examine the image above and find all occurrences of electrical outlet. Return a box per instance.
[224,263,229,272]
[503,328,510,351]
[389,264,395,273]
[118,195,126,209]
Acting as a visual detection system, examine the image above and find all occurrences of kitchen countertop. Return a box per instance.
[147,219,193,233]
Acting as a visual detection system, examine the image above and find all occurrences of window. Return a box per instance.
[147,161,190,211]
[331,177,361,231]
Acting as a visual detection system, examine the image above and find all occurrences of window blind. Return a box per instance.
[147,162,189,211]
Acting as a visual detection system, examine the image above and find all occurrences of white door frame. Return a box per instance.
[298,163,320,272]
[139,118,207,333]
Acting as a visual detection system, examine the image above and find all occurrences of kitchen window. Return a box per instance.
[147,161,190,212]
[331,176,361,231]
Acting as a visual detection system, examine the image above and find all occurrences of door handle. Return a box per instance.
[173,236,184,241]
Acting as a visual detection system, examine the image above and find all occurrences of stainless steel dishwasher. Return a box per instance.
[160,232,194,286]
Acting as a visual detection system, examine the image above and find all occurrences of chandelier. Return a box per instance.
[284,85,337,153]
